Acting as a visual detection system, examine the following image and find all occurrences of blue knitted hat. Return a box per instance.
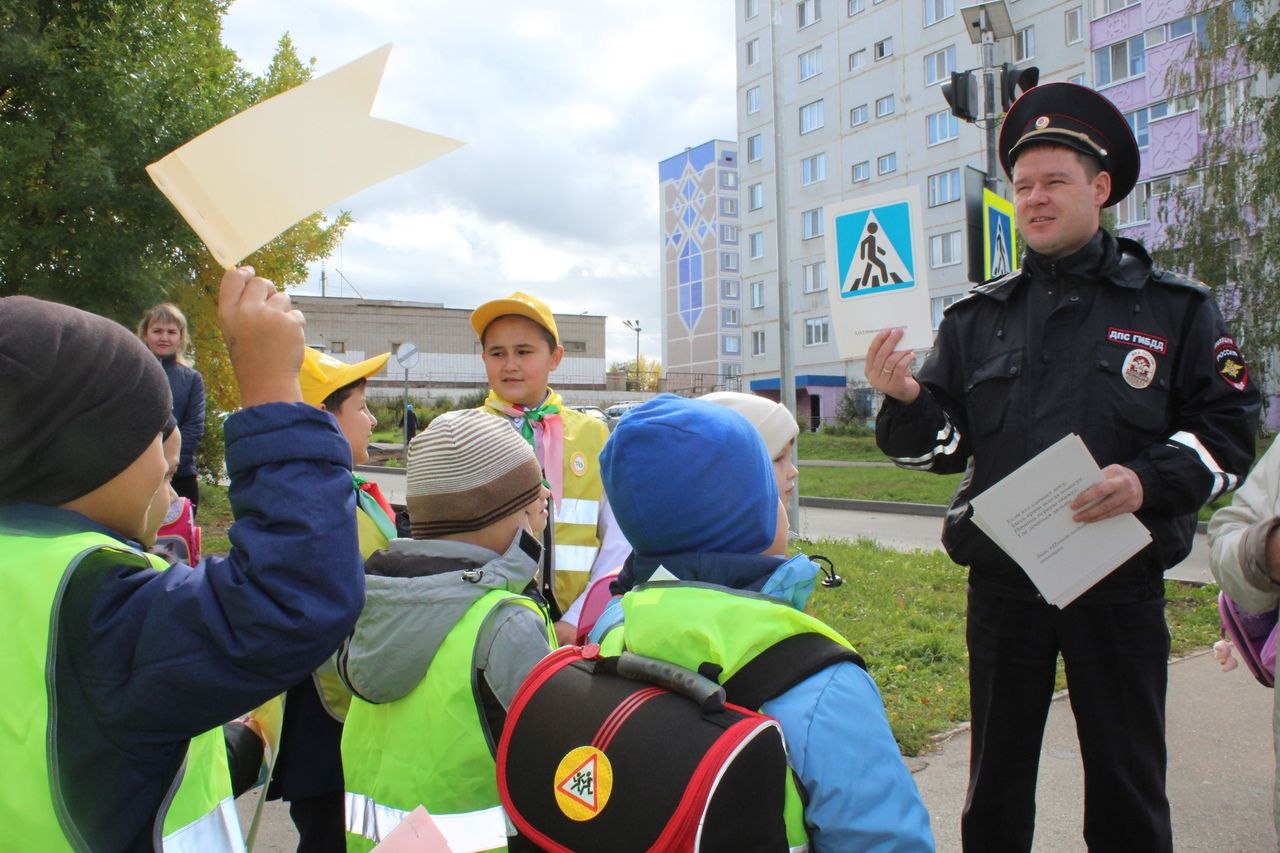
[601,394,778,557]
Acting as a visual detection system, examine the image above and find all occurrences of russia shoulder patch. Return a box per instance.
[1214,336,1249,391]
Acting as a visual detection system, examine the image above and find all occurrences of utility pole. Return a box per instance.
[769,0,800,535]
[623,319,642,391]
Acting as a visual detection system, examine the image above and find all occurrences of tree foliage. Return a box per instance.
[609,355,663,392]
[1155,0,1280,385]
[1,6,348,478]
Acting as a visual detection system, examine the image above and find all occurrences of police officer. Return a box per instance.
[865,82,1260,852]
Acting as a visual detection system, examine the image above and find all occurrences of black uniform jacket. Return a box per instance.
[877,230,1260,602]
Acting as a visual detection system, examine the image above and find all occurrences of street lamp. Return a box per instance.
[622,319,642,391]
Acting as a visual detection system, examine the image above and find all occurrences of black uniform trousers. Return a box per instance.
[961,586,1172,853]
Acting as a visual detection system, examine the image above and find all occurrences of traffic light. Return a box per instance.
[941,70,978,123]
[1000,63,1040,111]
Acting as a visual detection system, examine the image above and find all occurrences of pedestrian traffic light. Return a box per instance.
[941,70,978,123]
[1000,63,1039,111]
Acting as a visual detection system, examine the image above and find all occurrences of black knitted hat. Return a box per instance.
[0,296,172,506]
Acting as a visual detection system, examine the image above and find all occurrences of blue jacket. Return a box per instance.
[160,354,206,478]
[0,403,364,851]
[602,552,936,853]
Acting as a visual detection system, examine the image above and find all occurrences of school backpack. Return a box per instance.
[1219,591,1277,688]
[496,639,860,852]
[151,496,201,565]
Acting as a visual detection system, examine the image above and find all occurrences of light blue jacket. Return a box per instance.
[596,551,935,852]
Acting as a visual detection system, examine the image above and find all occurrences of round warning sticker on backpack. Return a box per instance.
[554,746,613,821]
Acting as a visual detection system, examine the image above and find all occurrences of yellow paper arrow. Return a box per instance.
[147,44,463,269]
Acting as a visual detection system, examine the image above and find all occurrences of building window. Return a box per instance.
[723,279,741,299]
[803,260,827,292]
[874,37,893,60]
[876,94,895,118]
[800,99,825,134]
[721,170,738,190]
[924,45,956,86]
[1014,26,1035,62]
[751,280,766,309]
[724,363,742,380]
[1068,73,1086,85]
[1115,181,1151,226]
[1094,35,1145,86]
[721,197,739,217]
[562,340,588,353]
[746,0,759,18]
[720,224,740,244]
[748,182,765,210]
[927,109,959,145]
[852,160,871,182]
[801,207,824,239]
[878,152,897,175]
[804,316,831,346]
[848,0,865,14]
[799,46,823,81]
[751,329,766,356]
[801,153,827,185]
[850,103,869,126]
[746,38,760,66]
[746,86,761,114]
[849,49,867,71]
[930,231,962,267]
[930,293,962,329]
[798,0,822,28]
[924,0,954,25]
[750,231,765,259]
[1065,7,1083,44]
[723,307,741,326]
[722,252,740,272]
[1100,0,1139,14]
[330,341,345,354]
[927,169,961,206]
[1124,107,1151,148]
[747,134,763,162]
[724,335,741,355]
[1169,15,1194,40]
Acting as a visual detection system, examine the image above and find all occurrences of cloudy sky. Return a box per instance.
[220,1,737,365]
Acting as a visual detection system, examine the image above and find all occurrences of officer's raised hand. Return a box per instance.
[865,328,921,404]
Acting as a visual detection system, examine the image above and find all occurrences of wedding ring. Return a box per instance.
[881,367,893,374]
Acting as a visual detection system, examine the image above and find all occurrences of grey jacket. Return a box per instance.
[338,530,552,712]
[1207,438,1280,839]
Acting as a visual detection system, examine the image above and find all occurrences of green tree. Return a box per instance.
[1,6,348,478]
[1155,0,1280,393]
[609,355,663,391]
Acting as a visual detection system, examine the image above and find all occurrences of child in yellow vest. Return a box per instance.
[471,292,630,646]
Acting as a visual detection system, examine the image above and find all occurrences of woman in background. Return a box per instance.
[138,302,206,515]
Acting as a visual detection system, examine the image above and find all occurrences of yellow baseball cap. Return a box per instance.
[470,291,560,345]
[299,347,391,407]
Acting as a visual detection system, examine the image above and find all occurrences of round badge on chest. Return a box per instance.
[1122,348,1156,389]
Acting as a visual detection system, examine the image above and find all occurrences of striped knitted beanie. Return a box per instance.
[406,409,544,538]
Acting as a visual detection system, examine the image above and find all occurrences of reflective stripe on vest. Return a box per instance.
[0,528,239,849]
[554,498,599,527]
[342,590,549,853]
[344,793,509,852]
[614,582,858,850]
[162,796,242,853]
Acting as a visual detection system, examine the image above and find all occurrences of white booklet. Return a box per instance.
[969,433,1152,608]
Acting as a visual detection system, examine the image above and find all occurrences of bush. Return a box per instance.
[819,421,875,437]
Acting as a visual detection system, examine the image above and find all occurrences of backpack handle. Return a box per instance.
[612,652,726,714]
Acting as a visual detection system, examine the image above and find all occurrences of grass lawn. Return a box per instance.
[797,432,884,462]
[800,536,1221,755]
[799,466,963,505]
[192,484,1223,757]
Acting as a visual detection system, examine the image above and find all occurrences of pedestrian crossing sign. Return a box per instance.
[983,189,1019,281]
[823,186,933,358]
[834,201,916,298]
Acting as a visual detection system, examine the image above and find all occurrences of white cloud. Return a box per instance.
[220,1,734,365]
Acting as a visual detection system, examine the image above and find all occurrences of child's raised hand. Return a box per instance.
[218,266,306,407]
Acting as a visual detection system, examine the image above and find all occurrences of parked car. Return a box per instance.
[568,405,608,426]
[603,401,643,431]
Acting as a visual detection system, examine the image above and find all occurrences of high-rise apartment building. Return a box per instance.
[659,140,745,396]
[730,0,1258,426]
